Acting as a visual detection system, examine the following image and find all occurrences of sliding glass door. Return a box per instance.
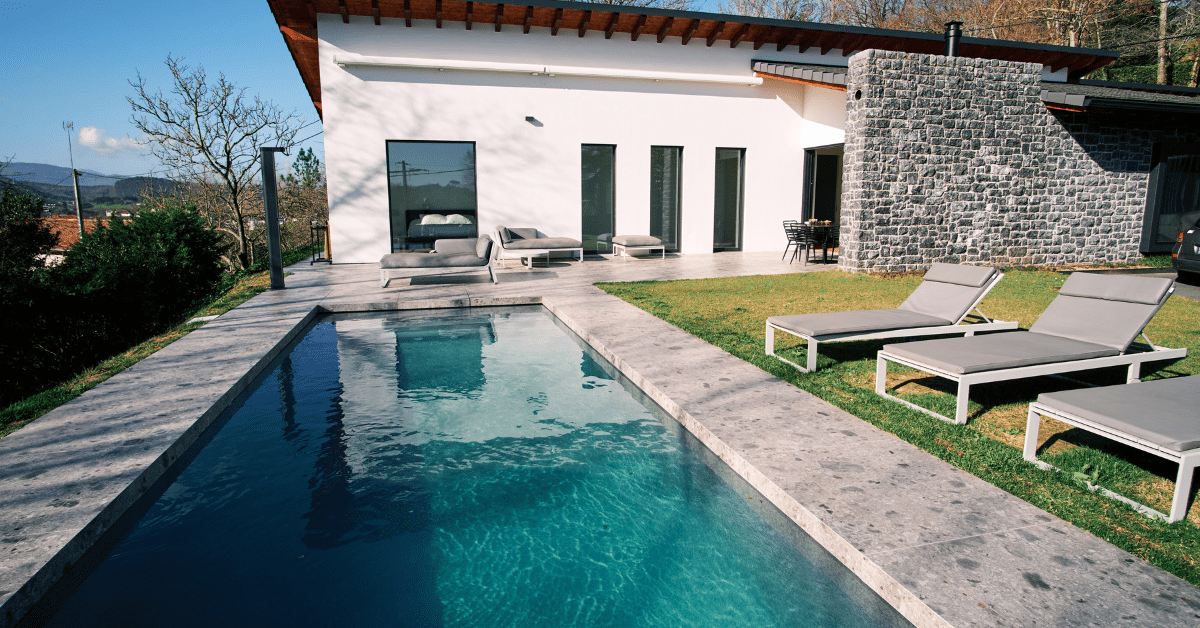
[651,146,682,252]
[713,148,745,251]
[581,144,616,254]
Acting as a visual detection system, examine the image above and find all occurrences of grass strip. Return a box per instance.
[0,246,317,439]
[598,269,1200,585]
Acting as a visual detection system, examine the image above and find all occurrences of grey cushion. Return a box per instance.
[1058,272,1173,305]
[475,235,492,259]
[612,235,663,247]
[922,263,997,288]
[1038,376,1200,452]
[882,331,1118,374]
[898,281,990,323]
[505,237,582,250]
[1030,295,1166,351]
[769,309,952,337]
[433,238,478,255]
[380,251,489,269]
[500,227,539,243]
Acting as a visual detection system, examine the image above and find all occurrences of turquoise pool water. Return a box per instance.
[43,307,909,627]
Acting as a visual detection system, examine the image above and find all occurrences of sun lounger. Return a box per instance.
[876,273,1187,424]
[1024,375,1200,522]
[380,235,497,287]
[493,226,583,268]
[611,235,665,260]
[766,263,1017,372]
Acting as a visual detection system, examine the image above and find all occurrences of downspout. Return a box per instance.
[944,21,962,57]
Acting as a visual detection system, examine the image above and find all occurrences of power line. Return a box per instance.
[964,5,1116,34]
[295,129,323,145]
[1106,30,1200,49]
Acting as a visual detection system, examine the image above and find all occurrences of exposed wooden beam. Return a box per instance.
[631,14,647,41]
[404,0,412,27]
[776,30,796,52]
[495,3,503,31]
[338,0,348,23]
[578,10,591,37]
[752,26,772,50]
[466,1,473,30]
[706,21,724,47]
[656,16,674,43]
[840,35,864,56]
[604,12,619,39]
[681,19,699,45]
[756,72,847,92]
[551,7,562,35]
[523,5,533,33]
[436,0,442,27]
[790,31,820,53]
[729,22,750,48]
[279,25,317,43]
[371,0,380,25]
[820,36,838,55]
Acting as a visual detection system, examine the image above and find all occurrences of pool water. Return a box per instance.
[43,307,910,627]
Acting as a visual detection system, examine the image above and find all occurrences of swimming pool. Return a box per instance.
[42,306,910,627]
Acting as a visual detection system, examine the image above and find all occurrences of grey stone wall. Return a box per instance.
[839,49,1199,272]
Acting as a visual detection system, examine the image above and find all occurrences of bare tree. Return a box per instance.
[576,0,699,11]
[129,56,305,269]
[718,0,821,21]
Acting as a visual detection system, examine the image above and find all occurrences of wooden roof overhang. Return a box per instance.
[267,0,1120,119]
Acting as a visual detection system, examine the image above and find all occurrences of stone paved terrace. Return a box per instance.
[3,252,1199,627]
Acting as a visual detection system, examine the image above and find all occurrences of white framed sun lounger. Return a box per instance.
[875,273,1187,425]
[766,263,1018,373]
[1024,375,1200,522]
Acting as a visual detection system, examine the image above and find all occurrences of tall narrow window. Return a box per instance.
[650,146,682,252]
[581,144,616,254]
[1141,141,1200,253]
[713,148,745,251]
[386,141,477,251]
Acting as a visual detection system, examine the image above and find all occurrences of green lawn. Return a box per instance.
[598,269,1200,585]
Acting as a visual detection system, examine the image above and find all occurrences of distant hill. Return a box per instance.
[1,162,178,216]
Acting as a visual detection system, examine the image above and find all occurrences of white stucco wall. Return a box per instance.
[318,14,847,263]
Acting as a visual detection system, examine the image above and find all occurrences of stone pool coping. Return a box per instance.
[2,255,1199,627]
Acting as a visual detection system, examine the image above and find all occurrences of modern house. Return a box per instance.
[267,0,1200,271]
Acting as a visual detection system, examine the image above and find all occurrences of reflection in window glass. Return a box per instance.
[713,148,745,251]
[651,146,682,252]
[1157,153,1200,245]
[386,141,477,251]
[582,145,616,254]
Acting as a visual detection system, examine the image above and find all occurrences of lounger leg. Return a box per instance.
[875,354,887,395]
[380,271,389,288]
[1127,361,1141,384]
[1023,407,1042,462]
[765,324,775,357]
[807,338,819,372]
[955,381,971,425]
[1169,454,1198,523]
[488,264,498,284]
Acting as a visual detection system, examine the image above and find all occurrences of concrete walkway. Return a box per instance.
[2,252,1198,627]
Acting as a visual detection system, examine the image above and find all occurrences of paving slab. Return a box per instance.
[2,252,1198,627]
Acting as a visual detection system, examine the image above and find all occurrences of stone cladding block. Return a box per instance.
[839,49,1199,272]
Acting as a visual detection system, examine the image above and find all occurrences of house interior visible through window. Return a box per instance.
[651,146,682,252]
[386,141,477,251]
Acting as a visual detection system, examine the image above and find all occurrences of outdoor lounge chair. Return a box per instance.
[876,273,1188,425]
[766,263,1017,373]
[379,235,498,287]
[493,226,583,268]
[1024,375,1200,522]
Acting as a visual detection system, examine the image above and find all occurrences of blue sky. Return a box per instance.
[0,0,326,177]
[2,0,726,179]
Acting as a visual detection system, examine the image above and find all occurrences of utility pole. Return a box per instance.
[63,122,84,236]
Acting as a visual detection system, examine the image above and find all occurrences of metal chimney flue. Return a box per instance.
[944,21,963,57]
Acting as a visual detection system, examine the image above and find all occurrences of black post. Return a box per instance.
[262,147,287,290]
[944,21,963,57]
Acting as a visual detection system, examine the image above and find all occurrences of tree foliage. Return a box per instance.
[129,56,306,269]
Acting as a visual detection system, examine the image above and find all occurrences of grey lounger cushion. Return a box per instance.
[612,235,662,247]
[499,227,539,242]
[380,252,489,268]
[505,237,582,250]
[769,310,952,337]
[897,263,998,323]
[431,238,478,256]
[883,331,1119,374]
[1030,273,1174,351]
[1037,375,1200,452]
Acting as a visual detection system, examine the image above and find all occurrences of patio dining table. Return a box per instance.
[807,224,836,264]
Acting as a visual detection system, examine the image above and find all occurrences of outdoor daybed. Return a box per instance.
[766,263,1017,372]
[611,235,665,261]
[1024,375,1200,523]
[876,273,1187,424]
[379,235,497,287]
[493,226,583,268]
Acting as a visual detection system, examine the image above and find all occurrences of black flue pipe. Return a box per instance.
[944,21,963,57]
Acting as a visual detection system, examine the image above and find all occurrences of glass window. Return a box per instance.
[581,145,616,254]
[651,146,682,252]
[1142,142,1200,253]
[386,141,477,251]
[713,148,745,251]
